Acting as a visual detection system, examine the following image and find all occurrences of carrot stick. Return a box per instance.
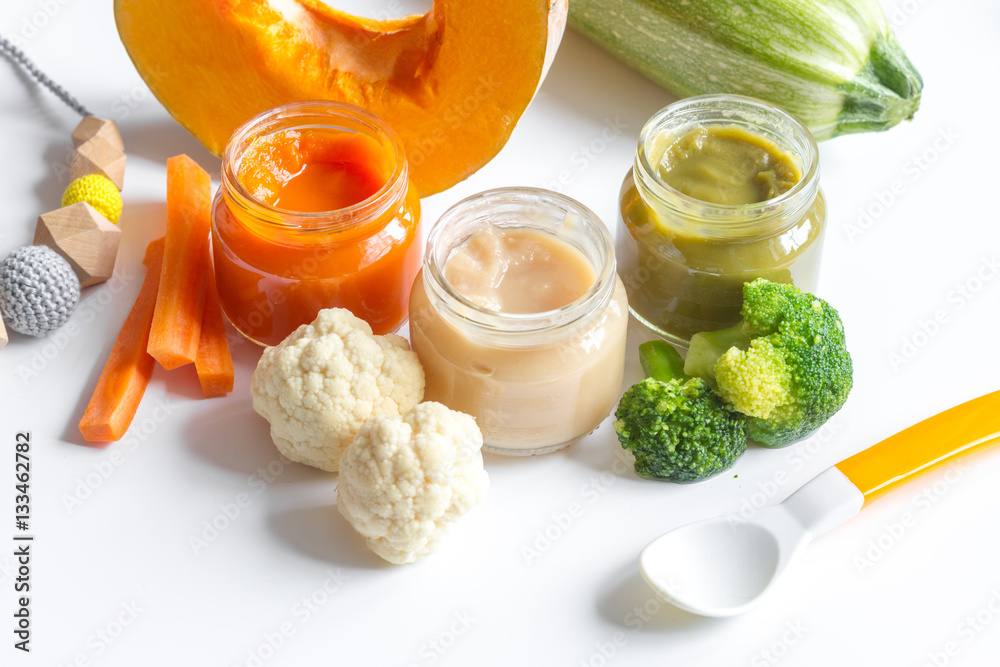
[143,236,164,266]
[79,238,165,442]
[195,260,234,397]
[148,155,212,369]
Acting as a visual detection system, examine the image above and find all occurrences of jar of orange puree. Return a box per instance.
[212,101,421,345]
[409,188,629,456]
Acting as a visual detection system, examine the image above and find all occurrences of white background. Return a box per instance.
[2,1,1000,665]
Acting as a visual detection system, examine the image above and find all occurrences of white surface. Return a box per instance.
[2,1,1000,665]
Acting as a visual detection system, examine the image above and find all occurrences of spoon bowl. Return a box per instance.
[639,467,865,617]
[640,516,783,616]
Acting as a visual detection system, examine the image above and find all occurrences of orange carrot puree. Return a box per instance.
[212,127,421,345]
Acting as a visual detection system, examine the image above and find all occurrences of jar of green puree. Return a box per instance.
[617,94,826,346]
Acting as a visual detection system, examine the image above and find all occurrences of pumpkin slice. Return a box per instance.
[115,0,567,196]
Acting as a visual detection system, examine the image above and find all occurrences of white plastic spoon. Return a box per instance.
[639,390,1000,617]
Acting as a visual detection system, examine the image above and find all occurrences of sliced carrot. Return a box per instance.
[148,154,212,369]
[79,238,165,442]
[195,260,234,397]
[143,236,165,266]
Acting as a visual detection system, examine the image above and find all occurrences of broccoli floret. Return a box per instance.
[614,341,747,482]
[684,279,853,448]
[714,339,792,418]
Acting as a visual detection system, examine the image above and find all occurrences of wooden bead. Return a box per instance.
[0,316,7,350]
[34,202,122,287]
[72,116,124,151]
[71,137,127,191]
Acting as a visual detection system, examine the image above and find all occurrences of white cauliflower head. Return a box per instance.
[337,402,489,564]
[250,308,424,472]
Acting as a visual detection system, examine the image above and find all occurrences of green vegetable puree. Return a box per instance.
[618,123,825,343]
[650,125,801,205]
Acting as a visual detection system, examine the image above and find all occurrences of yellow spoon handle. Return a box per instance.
[835,390,1000,506]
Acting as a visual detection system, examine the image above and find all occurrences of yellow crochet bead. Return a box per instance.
[62,174,123,224]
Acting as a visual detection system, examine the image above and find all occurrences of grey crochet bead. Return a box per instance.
[0,245,81,337]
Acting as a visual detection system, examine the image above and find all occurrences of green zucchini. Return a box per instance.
[569,0,922,139]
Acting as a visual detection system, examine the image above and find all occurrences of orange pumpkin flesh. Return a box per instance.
[114,0,561,196]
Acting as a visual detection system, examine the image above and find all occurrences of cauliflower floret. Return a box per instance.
[250,308,424,472]
[337,402,489,564]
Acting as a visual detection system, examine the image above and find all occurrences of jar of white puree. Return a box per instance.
[409,188,628,455]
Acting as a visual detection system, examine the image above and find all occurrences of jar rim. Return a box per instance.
[635,94,820,236]
[423,187,617,338]
[221,100,408,233]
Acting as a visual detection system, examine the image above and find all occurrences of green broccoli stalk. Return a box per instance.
[684,279,853,448]
[614,341,747,483]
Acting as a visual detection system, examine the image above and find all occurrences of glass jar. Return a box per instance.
[409,188,628,456]
[212,101,421,346]
[618,94,826,346]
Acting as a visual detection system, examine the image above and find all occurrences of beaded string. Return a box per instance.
[0,33,92,117]
[0,35,126,342]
